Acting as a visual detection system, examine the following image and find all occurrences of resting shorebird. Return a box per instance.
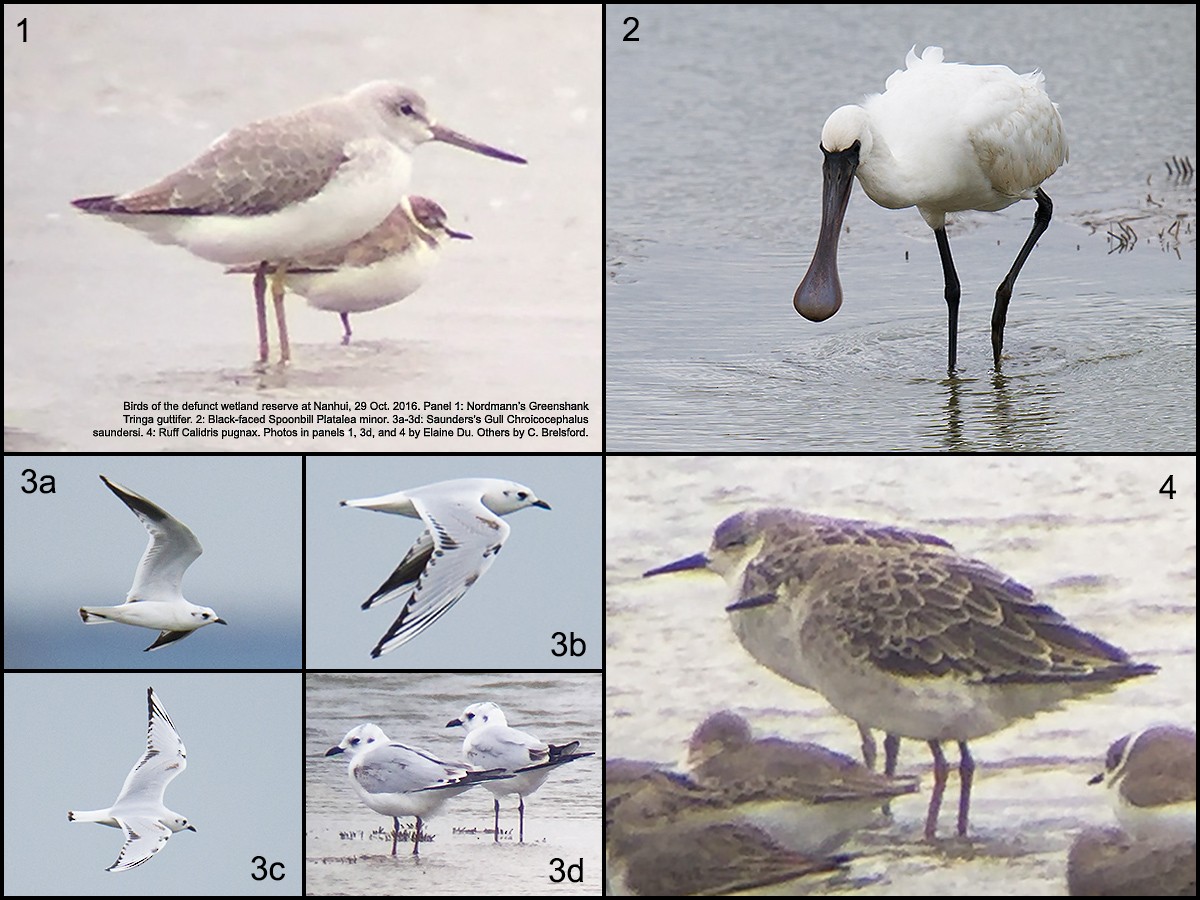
[226,196,471,345]
[681,710,917,854]
[1089,724,1196,845]
[644,508,1158,839]
[606,758,849,896]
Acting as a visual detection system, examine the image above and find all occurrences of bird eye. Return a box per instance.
[399,103,414,116]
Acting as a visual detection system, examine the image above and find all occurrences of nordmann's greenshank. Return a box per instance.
[643,508,1159,839]
[72,82,525,363]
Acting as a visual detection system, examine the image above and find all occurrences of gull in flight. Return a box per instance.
[80,476,227,651]
[325,723,511,855]
[68,687,197,872]
[446,701,594,842]
[339,478,550,657]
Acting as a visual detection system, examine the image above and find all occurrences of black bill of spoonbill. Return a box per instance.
[793,46,1068,372]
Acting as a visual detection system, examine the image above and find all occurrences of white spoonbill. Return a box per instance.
[793,47,1068,371]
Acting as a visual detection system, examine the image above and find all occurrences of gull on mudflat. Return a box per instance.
[72,81,527,364]
[226,196,470,345]
[324,723,511,856]
[446,701,593,842]
[80,476,227,652]
[68,687,197,872]
[339,478,550,658]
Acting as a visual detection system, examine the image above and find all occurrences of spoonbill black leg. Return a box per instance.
[992,188,1054,367]
[934,227,962,373]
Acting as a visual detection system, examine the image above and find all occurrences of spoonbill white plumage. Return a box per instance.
[793,47,1068,372]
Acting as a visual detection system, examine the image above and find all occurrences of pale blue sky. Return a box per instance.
[3,673,299,896]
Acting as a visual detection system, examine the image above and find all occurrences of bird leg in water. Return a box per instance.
[992,188,1053,367]
[934,227,962,373]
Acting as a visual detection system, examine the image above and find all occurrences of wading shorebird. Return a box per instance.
[643,508,1157,840]
[80,476,227,651]
[226,196,470,345]
[72,82,526,364]
[793,47,1068,372]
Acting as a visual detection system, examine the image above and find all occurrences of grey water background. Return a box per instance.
[306,672,602,895]
[606,455,1196,895]
[606,5,1196,451]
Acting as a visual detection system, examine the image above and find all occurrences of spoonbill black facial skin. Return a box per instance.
[793,47,1069,373]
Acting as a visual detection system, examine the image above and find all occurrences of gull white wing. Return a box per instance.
[112,688,187,808]
[467,723,550,769]
[100,476,202,602]
[106,817,173,872]
[368,493,511,657]
[355,742,483,796]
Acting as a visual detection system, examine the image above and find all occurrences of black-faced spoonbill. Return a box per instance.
[793,47,1068,372]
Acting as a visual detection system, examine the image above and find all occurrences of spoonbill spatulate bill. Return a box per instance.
[793,47,1068,372]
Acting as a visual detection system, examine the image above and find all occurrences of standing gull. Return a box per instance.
[324,723,510,856]
[80,475,227,651]
[72,81,526,363]
[643,508,1158,839]
[446,701,593,842]
[340,478,550,658]
[226,196,471,345]
[68,687,197,872]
